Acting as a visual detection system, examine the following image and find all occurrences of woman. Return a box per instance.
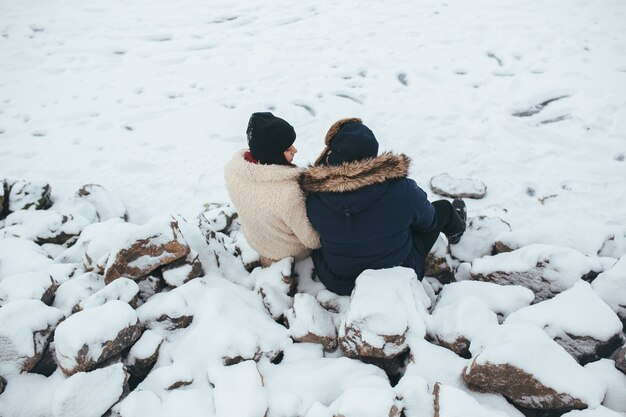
[224,112,320,266]
[300,118,466,295]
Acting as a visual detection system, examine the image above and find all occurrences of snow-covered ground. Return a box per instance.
[2,0,626,416]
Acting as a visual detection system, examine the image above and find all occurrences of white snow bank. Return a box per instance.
[468,322,607,408]
[592,255,626,322]
[0,238,53,281]
[505,281,622,359]
[0,299,64,376]
[52,363,128,417]
[54,300,139,373]
[435,280,534,318]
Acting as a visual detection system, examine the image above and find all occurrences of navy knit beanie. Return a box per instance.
[327,121,379,166]
[247,112,296,164]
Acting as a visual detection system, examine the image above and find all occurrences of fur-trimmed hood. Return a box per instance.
[300,152,411,193]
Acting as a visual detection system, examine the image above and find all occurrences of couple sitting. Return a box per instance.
[225,112,466,295]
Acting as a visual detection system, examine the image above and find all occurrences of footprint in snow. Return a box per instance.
[615,153,625,162]
[334,93,363,104]
[293,103,316,117]
[397,73,408,86]
[512,96,569,117]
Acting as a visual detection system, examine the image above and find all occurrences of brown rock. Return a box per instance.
[435,336,471,358]
[124,331,162,378]
[104,220,190,284]
[7,180,52,212]
[58,321,142,376]
[463,362,587,410]
[555,333,622,365]
[493,241,515,254]
[341,326,409,359]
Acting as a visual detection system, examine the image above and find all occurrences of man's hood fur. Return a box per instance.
[300,152,410,193]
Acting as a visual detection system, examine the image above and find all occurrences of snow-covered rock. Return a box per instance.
[0,209,90,244]
[54,300,142,375]
[449,216,512,262]
[123,330,163,378]
[592,256,626,325]
[73,184,128,221]
[425,235,455,283]
[0,238,53,281]
[339,268,429,360]
[52,363,129,417]
[31,341,58,377]
[327,375,400,417]
[76,277,139,311]
[136,289,193,331]
[0,271,57,306]
[435,280,535,319]
[253,257,296,321]
[0,179,7,218]
[505,281,623,363]
[52,272,105,316]
[200,203,238,234]
[585,359,626,413]
[156,278,290,368]
[47,263,84,286]
[463,322,606,410]
[161,250,203,287]
[7,180,52,212]
[471,244,603,302]
[0,300,64,376]
[430,173,487,199]
[211,361,267,417]
[196,213,250,282]
[431,297,499,357]
[104,218,190,284]
[286,293,338,351]
[0,375,5,395]
[433,383,509,417]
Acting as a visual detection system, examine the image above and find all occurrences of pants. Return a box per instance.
[412,200,464,256]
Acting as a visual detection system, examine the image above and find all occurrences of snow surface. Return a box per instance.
[436,384,510,417]
[562,407,626,417]
[0,238,53,281]
[52,271,105,316]
[77,277,139,310]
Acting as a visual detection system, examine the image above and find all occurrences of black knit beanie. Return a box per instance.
[247,112,296,164]
[327,121,379,166]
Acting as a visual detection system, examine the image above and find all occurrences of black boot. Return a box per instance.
[447,199,467,244]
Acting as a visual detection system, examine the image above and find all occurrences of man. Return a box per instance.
[300,118,466,295]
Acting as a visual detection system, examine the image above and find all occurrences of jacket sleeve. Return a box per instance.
[408,179,437,232]
[283,194,321,250]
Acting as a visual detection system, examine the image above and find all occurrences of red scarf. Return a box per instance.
[244,151,259,164]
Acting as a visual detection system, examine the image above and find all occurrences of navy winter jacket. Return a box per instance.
[300,152,436,295]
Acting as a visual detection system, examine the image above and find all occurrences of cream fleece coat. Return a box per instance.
[224,149,320,261]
